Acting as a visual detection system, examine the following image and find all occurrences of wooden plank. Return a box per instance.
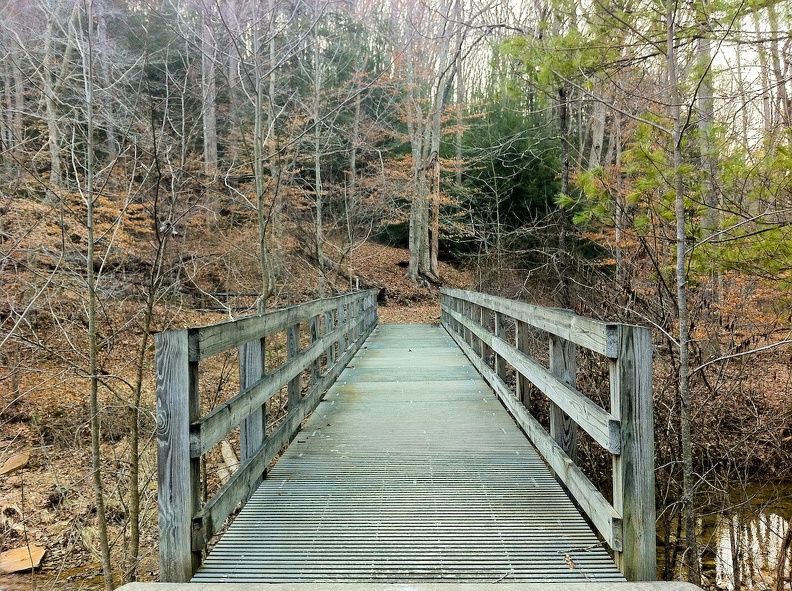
[442,288,617,357]
[549,334,578,463]
[325,310,336,363]
[191,290,377,361]
[446,307,620,453]
[337,301,346,353]
[611,325,656,581]
[193,319,374,546]
[287,323,301,410]
[196,324,623,583]
[310,315,321,385]
[516,319,531,409]
[443,323,623,552]
[494,311,507,381]
[471,303,482,357]
[192,320,355,457]
[239,338,266,487]
[481,307,494,368]
[156,330,201,582]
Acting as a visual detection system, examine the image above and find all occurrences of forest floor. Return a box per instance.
[0,241,472,591]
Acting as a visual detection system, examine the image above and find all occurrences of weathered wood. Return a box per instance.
[494,311,507,381]
[156,330,201,582]
[239,338,265,471]
[325,310,336,363]
[442,288,617,357]
[446,306,620,453]
[611,325,656,581]
[516,319,531,409]
[443,323,623,551]
[471,303,482,357]
[191,290,377,361]
[192,320,355,457]
[158,291,377,576]
[337,301,346,353]
[287,323,301,410]
[549,334,578,463]
[192,320,373,547]
[480,307,494,368]
[310,315,320,385]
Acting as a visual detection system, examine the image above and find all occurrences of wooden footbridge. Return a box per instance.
[147,288,670,590]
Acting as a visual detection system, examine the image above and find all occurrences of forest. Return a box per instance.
[0,0,791,589]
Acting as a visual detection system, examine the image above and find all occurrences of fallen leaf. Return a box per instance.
[564,553,576,569]
[0,453,30,475]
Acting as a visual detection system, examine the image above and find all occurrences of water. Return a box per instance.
[706,512,789,590]
[698,487,792,591]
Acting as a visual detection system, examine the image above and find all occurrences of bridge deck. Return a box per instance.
[193,324,624,584]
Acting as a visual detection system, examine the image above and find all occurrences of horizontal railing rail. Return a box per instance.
[440,288,655,582]
[156,290,378,582]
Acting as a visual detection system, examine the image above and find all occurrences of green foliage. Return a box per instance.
[455,100,560,231]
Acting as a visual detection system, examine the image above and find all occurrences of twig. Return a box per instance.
[494,569,514,582]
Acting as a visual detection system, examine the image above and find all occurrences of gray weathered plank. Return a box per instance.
[494,311,507,381]
[156,330,201,582]
[192,291,377,361]
[610,325,656,581]
[193,320,375,546]
[442,288,617,357]
[194,324,624,583]
[192,320,356,457]
[549,334,578,463]
[287,323,300,410]
[443,323,623,552]
[239,338,266,468]
[516,319,531,409]
[445,307,620,453]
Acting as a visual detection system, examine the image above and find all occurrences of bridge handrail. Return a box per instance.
[440,288,655,582]
[155,290,378,582]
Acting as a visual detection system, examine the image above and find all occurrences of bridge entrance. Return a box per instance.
[192,324,624,583]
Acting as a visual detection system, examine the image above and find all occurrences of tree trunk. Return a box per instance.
[82,5,114,587]
[43,18,61,190]
[753,11,773,135]
[588,96,607,169]
[96,0,118,160]
[767,4,790,128]
[313,9,326,296]
[557,83,571,308]
[668,4,699,585]
[253,17,274,313]
[201,2,218,174]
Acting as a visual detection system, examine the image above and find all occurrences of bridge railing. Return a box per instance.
[440,288,655,581]
[155,290,378,582]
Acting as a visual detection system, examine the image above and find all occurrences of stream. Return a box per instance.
[695,486,792,590]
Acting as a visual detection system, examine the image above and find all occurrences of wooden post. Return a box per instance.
[239,337,266,472]
[356,297,364,338]
[471,303,482,357]
[156,330,201,582]
[549,334,578,463]
[516,320,531,410]
[480,307,493,368]
[610,325,655,581]
[310,315,320,384]
[494,311,507,380]
[287,323,300,409]
[337,302,346,353]
[349,300,357,343]
[325,309,336,363]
